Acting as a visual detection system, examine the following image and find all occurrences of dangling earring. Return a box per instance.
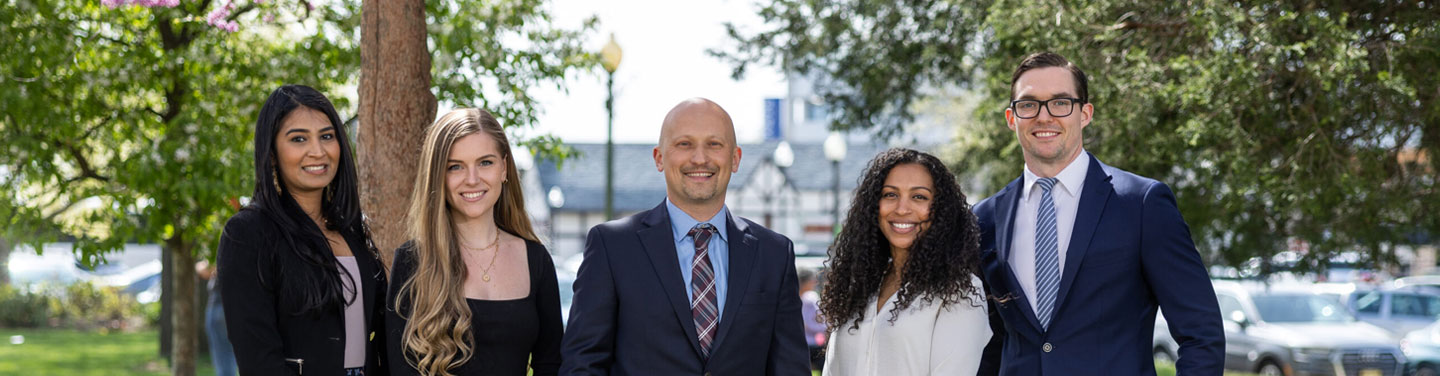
[325,184,334,202]
[272,168,283,193]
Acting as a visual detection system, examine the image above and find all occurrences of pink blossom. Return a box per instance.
[103,0,179,8]
[206,1,238,32]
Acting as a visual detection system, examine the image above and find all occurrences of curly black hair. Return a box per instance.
[820,148,983,331]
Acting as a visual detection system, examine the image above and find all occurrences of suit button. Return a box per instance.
[1042,342,1053,352]
[704,372,712,376]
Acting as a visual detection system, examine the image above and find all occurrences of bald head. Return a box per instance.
[653,97,742,220]
[659,98,736,146]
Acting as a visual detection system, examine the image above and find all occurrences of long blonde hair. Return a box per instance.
[398,108,539,376]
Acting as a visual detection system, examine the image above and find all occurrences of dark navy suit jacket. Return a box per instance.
[974,154,1224,376]
[560,201,810,376]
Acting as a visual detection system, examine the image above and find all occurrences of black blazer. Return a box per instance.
[560,201,810,376]
[218,209,389,376]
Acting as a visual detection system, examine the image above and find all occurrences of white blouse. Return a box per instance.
[822,274,991,376]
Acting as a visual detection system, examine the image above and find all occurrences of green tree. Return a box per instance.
[359,0,596,254]
[1,0,593,375]
[2,1,360,374]
[718,0,1440,268]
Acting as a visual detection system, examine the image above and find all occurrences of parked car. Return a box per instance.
[1213,280,1404,376]
[1156,281,1406,376]
[1349,287,1440,338]
[1402,320,1440,376]
[7,243,158,292]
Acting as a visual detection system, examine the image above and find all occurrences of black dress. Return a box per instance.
[385,239,563,376]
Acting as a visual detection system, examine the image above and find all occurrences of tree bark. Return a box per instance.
[359,0,436,266]
[160,248,172,361]
[167,236,198,376]
[0,237,11,285]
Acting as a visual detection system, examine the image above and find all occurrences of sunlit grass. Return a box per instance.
[1157,359,1260,376]
[0,328,216,376]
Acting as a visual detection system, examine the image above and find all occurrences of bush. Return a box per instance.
[141,300,161,327]
[0,284,57,327]
[0,281,148,330]
[55,281,146,331]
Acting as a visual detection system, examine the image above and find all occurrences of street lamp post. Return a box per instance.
[601,33,623,220]
[547,186,565,252]
[823,132,847,235]
[764,141,794,229]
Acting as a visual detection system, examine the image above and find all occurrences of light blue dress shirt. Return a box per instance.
[665,199,730,320]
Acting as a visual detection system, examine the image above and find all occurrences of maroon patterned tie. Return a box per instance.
[688,223,719,359]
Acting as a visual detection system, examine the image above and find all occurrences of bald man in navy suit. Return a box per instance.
[561,98,810,376]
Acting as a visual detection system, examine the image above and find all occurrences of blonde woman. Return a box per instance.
[385,108,562,376]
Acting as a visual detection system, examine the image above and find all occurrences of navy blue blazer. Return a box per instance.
[974,154,1224,376]
[560,201,810,376]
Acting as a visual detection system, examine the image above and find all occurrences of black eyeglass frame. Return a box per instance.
[1009,97,1085,119]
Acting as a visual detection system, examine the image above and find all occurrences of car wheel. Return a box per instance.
[1257,360,1283,376]
[1417,364,1440,376]
[1153,348,1175,364]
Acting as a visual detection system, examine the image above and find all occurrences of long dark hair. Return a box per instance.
[248,84,377,316]
[820,148,983,331]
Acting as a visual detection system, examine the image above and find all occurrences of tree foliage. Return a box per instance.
[1,0,593,258]
[1,0,350,261]
[718,0,1440,266]
[2,0,594,373]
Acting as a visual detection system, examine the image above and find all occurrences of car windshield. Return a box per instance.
[1252,294,1355,323]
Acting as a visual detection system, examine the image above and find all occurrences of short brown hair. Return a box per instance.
[1009,52,1089,104]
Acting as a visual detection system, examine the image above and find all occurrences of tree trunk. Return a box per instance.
[0,237,11,285]
[167,236,198,376]
[160,248,172,361]
[359,0,436,267]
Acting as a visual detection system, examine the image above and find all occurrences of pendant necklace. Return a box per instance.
[463,230,502,282]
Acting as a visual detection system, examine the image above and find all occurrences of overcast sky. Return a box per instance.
[523,0,788,145]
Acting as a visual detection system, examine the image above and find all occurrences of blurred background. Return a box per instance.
[2,0,1438,375]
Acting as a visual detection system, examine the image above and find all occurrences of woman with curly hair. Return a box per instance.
[820,148,991,375]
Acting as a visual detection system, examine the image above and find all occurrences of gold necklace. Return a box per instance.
[461,230,502,282]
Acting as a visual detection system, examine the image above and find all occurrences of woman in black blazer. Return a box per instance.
[219,84,388,376]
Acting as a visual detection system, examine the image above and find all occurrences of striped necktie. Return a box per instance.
[688,223,719,359]
[1034,177,1061,330]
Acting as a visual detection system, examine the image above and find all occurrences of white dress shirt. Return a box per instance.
[821,274,991,376]
[1009,151,1089,315]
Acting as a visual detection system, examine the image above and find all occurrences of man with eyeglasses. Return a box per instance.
[972,52,1224,376]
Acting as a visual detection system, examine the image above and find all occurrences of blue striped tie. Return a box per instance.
[1034,177,1061,330]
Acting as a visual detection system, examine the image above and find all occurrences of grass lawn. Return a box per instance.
[1157,360,1260,376]
[0,328,216,376]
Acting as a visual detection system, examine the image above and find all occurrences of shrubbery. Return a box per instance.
[0,284,54,327]
[0,281,149,331]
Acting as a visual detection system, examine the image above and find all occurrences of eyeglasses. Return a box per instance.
[1010,98,1082,119]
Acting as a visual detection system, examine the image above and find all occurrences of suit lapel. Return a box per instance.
[636,202,704,359]
[707,212,755,355]
[994,179,1044,332]
[1050,154,1113,323]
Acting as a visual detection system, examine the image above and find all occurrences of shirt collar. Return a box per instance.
[665,198,729,243]
[1022,150,1090,198]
